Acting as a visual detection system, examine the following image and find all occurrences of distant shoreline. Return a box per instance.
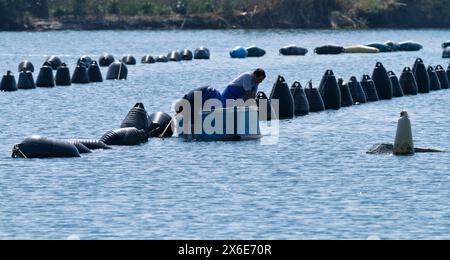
[2,14,450,32]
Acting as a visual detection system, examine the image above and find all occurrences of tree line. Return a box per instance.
[1,0,449,29]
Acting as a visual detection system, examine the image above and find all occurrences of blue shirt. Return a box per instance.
[222,72,259,100]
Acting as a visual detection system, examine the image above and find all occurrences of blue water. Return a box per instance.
[1,29,450,240]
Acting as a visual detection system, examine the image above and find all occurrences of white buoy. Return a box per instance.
[393,111,415,155]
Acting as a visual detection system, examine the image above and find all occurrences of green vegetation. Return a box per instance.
[1,0,449,30]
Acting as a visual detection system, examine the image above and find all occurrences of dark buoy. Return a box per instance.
[348,76,367,104]
[413,58,430,93]
[55,63,71,86]
[181,49,193,60]
[0,71,18,92]
[319,70,341,110]
[442,47,450,59]
[399,67,418,95]
[398,41,423,52]
[148,112,173,138]
[12,136,80,159]
[447,64,450,82]
[314,45,344,55]
[141,55,156,64]
[120,103,150,131]
[270,75,295,119]
[100,127,148,146]
[77,56,93,67]
[36,62,55,88]
[18,60,34,73]
[168,51,182,62]
[87,61,103,83]
[338,78,354,107]
[71,64,90,84]
[17,70,35,90]
[156,55,169,63]
[106,61,128,80]
[99,53,115,67]
[305,81,325,112]
[67,141,91,154]
[388,71,404,97]
[366,43,393,52]
[361,75,379,102]
[194,47,210,60]
[279,45,308,56]
[45,56,62,70]
[435,65,450,89]
[122,55,136,65]
[246,46,266,57]
[372,62,393,100]
[230,47,248,59]
[290,81,310,116]
[256,91,274,121]
[427,66,441,91]
[67,139,111,150]
[385,41,400,51]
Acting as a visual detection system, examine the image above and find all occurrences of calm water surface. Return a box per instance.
[0,29,449,239]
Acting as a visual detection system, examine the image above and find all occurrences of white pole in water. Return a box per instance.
[393,110,415,155]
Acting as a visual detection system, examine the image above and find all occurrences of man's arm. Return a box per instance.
[244,91,256,101]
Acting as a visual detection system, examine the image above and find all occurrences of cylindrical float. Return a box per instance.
[71,64,90,84]
[372,62,393,100]
[106,61,128,80]
[45,56,62,70]
[0,71,18,92]
[314,45,344,55]
[194,47,210,59]
[122,55,137,65]
[305,81,325,112]
[12,136,80,159]
[17,70,35,90]
[99,53,115,67]
[87,61,103,83]
[36,63,55,88]
[399,67,418,95]
[393,111,414,155]
[361,75,379,102]
[348,76,367,104]
[338,78,354,107]
[246,46,266,57]
[319,70,341,110]
[55,63,71,86]
[18,60,34,73]
[120,103,150,131]
[100,127,148,146]
[388,71,404,97]
[290,81,310,116]
[279,45,308,56]
[270,75,295,119]
[435,65,450,89]
[181,49,194,61]
[141,55,156,64]
[148,112,174,138]
[427,66,441,91]
[413,58,430,93]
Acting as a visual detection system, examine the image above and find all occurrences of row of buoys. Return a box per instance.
[12,103,174,159]
[230,46,266,58]
[313,41,423,55]
[1,56,131,91]
[255,59,450,121]
[371,41,423,52]
[141,47,210,63]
